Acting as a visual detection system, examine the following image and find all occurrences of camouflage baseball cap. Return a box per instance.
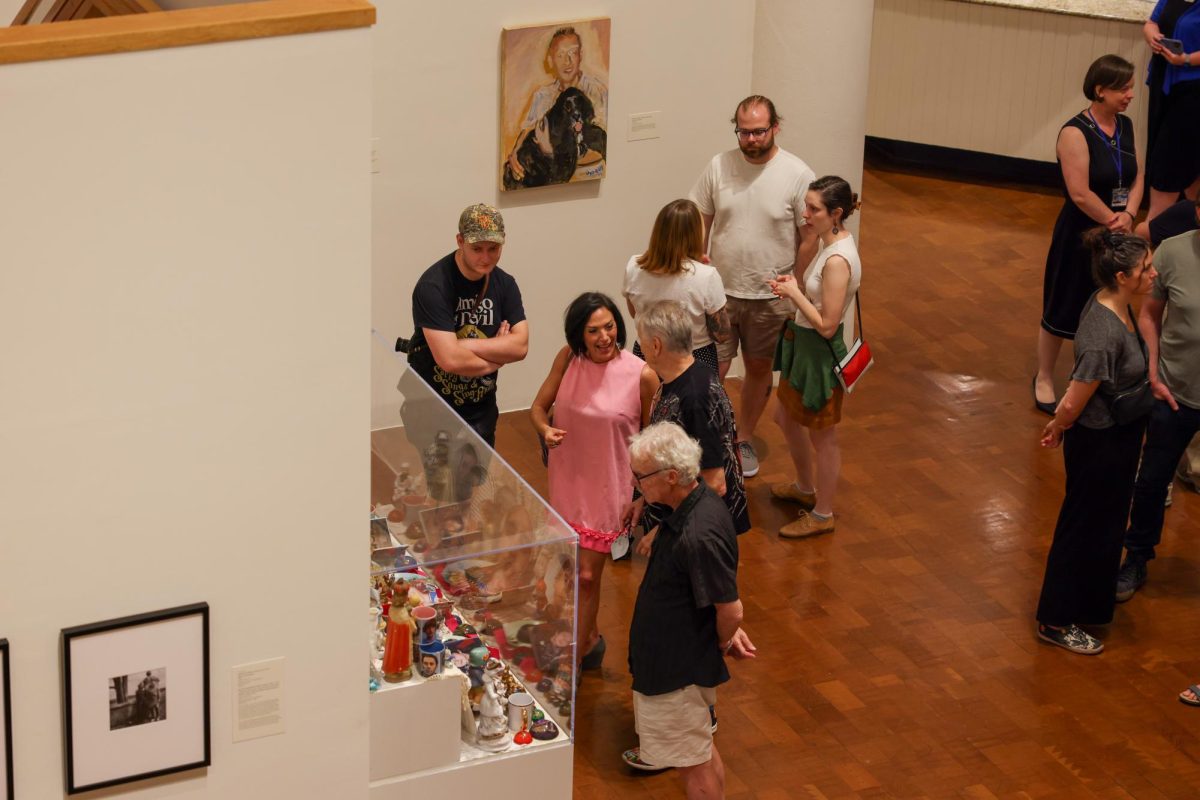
[458,203,506,244]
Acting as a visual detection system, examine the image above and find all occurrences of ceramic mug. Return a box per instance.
[412,605,438,646]
[507,692,534,731]
[417,641,445,678]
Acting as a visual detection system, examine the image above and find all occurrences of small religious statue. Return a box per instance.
[475,663,510,752]
[382,603,417,683]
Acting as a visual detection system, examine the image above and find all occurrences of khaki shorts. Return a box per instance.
[717,296,791,363]
[633,685,716,768]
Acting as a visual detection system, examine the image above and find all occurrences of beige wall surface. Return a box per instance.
[867,0,1147,161]
[0,28,370,800]
[370,0,758,426]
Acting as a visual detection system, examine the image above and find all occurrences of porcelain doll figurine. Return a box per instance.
[368,607,384,685]
[475,663,510,752]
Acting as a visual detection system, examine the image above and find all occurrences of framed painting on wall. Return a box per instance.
[500,18,611,191]
[1,639,12,800]
[61,603,210,795]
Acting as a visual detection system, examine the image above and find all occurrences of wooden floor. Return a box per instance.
[493,167,1200,799]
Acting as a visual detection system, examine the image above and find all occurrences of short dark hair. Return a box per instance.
[809,175,860,224]
[730,95,781,127]
[564,292,626,355]
[1083,54,1134,100]
[1081,227,1149,290]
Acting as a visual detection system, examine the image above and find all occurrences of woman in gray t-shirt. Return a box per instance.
[1035,229,1156,655]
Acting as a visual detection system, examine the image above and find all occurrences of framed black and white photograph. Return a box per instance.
[1,639,13,800]
[61,603,209,795]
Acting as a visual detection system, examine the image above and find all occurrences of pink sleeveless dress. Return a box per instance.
[547,349,644,553]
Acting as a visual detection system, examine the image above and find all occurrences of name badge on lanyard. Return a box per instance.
[1112,187,1130,210]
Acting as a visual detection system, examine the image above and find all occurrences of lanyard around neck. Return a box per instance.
[1083,109,1124,188]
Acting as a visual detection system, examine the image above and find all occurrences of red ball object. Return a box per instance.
[513,730,533,745]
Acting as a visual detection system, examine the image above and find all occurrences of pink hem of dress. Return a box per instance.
[572,522,621,554]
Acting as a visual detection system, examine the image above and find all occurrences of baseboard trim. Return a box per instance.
[865,136,1060,190]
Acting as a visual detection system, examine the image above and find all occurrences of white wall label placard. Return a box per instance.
[627,111,661,141]
[232,658,285,742]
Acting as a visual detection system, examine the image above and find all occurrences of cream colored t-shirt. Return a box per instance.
[622,256,727,349]
[794,235,862,337]
[690,147,815,300]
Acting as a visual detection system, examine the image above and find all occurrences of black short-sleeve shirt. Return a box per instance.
[408,252,526,421]
[629,484,740,696]
[643,361,750,534]
[1148,199,1199,248]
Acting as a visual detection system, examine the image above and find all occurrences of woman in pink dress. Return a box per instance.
[531,292,658,672]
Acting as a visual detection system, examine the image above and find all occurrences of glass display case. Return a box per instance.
[367,367,576,798]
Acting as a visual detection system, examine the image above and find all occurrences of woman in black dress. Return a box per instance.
[1036,229,1155,654]
[1034,55,1143,415]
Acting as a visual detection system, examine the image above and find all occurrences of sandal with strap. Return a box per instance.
[1179,685,1200,707]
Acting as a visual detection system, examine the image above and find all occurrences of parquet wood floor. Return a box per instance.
[493,167,1200,799]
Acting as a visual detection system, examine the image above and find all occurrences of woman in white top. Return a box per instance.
[623,199,730,372]
[767,176,863,539]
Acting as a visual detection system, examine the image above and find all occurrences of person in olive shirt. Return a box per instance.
[621,421,756,797]
[406,204,528,447]
[1116,200,1200,603]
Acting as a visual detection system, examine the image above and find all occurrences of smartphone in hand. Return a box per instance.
[1161,37,1185,56]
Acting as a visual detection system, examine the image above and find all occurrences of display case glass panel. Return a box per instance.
[368,368,577,775]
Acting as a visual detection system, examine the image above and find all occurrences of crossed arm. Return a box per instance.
[423,320,529,377]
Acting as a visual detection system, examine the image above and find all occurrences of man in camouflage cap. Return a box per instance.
[407,203,528,446]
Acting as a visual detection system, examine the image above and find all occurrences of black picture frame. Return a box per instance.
[1,639,13,800]
[61,603,209,795]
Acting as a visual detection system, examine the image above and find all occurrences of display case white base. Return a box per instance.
[369,670,462,780]
[368,740,572,799]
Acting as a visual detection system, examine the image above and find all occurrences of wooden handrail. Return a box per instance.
[0,0,375,65]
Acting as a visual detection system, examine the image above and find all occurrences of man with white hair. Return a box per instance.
[622,421,756,797]
[636,301,749,539]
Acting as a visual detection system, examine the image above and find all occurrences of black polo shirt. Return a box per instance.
[628,484,739,696]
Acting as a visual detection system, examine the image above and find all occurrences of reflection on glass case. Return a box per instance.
[368,368,577,783]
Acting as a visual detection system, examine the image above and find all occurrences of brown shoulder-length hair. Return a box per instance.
[635,199,705,275]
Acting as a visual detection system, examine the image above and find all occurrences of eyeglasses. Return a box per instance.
[735,127,772,140]
[631,467,668,486]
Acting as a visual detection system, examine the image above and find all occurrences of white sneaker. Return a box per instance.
[738,441,759,478]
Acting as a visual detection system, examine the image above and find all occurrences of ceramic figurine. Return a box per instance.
[382,603,416,682]
[368,607,384,685]
[475,664,510,752]
[513,708,533,746]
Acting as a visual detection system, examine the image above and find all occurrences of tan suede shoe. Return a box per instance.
[769,482,816,510]
[779,510,835,539]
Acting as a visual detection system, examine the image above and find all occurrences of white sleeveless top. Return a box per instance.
[794,235,862,331]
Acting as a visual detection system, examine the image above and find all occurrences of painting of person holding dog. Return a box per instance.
[501,20,609,190]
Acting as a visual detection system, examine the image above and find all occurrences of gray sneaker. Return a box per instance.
[738,441,759,478]
[1115,558,1147,603]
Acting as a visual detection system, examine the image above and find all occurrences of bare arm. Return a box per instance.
[459,320,529,364]
[625,297,638,320]
[705,304,731,344]
[423,328,502,377]
[1121,143,1145,233]
[1057,126,1120,227]
[1145,19,1165,54]
[639,365,659,427]
[1041,379,1101,447]
[1139,294,1178,410]
[769,256,850,339]
[530,345,572,446]
[701,466,726,497]
[714,599,756,659]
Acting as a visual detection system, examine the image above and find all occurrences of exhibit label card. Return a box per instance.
[231,658,284,743]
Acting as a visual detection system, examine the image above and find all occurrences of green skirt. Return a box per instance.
[773,320,846,413]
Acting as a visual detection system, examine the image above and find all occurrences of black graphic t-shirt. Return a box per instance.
[644,361,750,535]
[409,252,526,421]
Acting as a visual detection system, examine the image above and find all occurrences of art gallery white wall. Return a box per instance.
[370,0,759,427]
[0,25,371,800]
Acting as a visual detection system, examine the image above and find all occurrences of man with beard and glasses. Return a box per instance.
[690,95,816,479]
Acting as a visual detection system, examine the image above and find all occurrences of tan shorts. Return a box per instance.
[717,297,791,362]
[633,685,716,768]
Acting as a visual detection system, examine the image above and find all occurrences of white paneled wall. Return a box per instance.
[868,0,1148,161]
